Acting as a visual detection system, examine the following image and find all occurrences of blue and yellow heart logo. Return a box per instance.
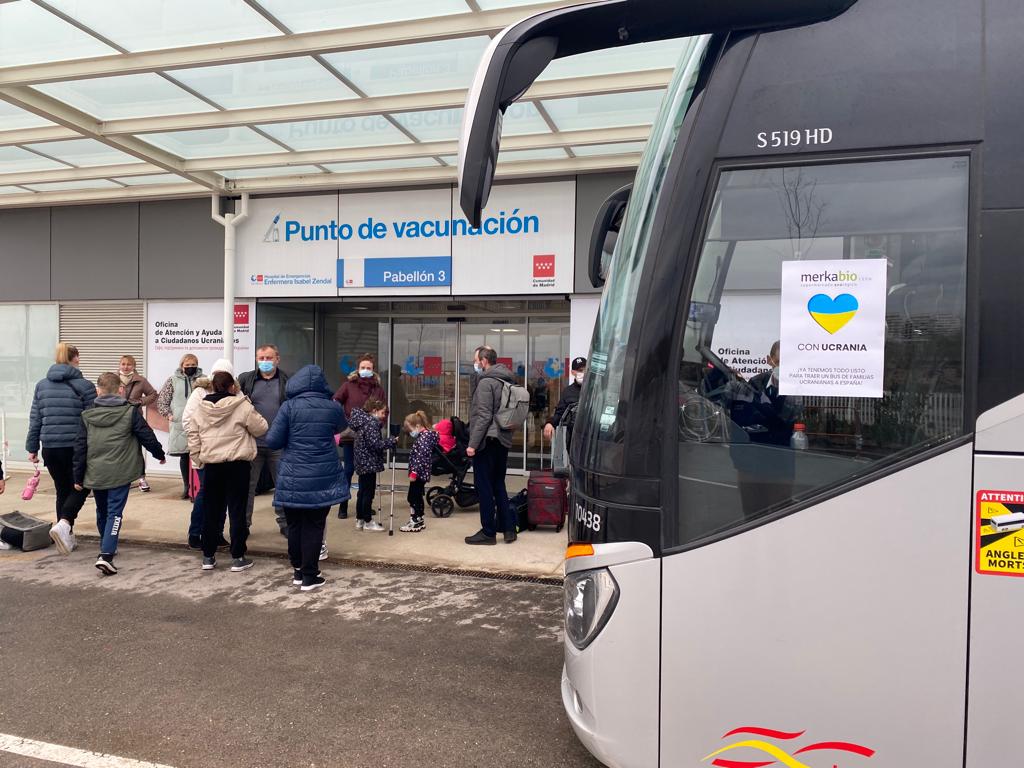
[807,293,858,334]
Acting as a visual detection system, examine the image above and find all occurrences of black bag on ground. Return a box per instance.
[511,489,530,532]
[0,511,52,551]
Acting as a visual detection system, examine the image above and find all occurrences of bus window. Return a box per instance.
[574,35,711,476]
[672,156,969,548]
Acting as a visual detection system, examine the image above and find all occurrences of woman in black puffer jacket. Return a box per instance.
[25,343,97,549]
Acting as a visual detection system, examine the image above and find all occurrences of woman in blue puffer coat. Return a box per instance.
[264,365,349,592]
[26,343,97,549]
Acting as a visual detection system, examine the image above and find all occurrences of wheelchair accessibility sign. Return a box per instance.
[976,489,1024,576]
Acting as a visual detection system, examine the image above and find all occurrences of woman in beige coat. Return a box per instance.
[186,371,268,572]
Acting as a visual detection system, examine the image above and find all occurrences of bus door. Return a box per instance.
[661,155,973,766]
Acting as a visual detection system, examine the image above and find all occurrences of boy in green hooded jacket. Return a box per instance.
[73,372,166,574]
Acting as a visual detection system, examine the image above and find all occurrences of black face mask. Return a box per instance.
[183,366,198,377]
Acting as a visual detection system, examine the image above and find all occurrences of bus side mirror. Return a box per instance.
[457,0,858,226]
[588,183,632,288]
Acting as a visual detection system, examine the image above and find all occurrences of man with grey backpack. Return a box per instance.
[465,345,529,545]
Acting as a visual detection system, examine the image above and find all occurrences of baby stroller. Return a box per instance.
[427,416,479,517]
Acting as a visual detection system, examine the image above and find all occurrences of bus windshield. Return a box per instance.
[671,155,969,548]
[575,35,711,475]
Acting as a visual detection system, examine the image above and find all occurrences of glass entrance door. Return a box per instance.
[527,321,570,469]
[321,314,389,396]
[459,321,528,471]
[392,322,458,457]
[316,305,569,475]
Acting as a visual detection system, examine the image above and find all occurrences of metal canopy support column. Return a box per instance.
[211,193,250,369]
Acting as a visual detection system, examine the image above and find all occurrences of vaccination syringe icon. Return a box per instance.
[263,213,281,242]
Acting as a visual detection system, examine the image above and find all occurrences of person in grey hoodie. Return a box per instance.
[26,343,97,553]
[465,345,517,545]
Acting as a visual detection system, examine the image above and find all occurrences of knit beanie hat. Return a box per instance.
[210,358,234,375]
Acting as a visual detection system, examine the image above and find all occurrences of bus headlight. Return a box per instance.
[564,568,619,650]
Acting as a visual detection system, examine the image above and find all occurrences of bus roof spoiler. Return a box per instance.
[457,0,859,226]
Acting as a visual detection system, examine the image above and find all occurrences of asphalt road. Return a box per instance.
[0,546,600,768]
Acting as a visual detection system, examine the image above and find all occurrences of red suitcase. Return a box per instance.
[527,469,568,532]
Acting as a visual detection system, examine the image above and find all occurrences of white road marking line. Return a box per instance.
[0,733,177,768]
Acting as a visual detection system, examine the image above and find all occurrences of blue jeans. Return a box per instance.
[472,439,512,537]
[188,468,205,539]
[95,485,130,557]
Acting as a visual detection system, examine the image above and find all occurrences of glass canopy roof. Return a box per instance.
[321,37,492,97]
[255,0,470,34]
[43,0,283,51]
[0,0,687,205]
[0,101,55,130]
[35,73,217,120]
[172,58,359,110]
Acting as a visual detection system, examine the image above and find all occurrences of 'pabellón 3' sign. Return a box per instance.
[236,181,575,297]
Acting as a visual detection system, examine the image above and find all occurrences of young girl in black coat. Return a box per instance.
[350,398,395,531]
[400,411,439,533]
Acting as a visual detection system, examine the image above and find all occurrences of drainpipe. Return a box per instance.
[211,193,249,368]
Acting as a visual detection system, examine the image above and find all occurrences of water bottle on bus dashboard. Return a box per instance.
[790,423,808,451]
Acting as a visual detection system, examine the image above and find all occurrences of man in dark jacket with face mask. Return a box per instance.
[543,356,586,445]
[465,345,517,545]
[237,343,289,535]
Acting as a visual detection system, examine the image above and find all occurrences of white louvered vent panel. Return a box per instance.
[58,302,145,384]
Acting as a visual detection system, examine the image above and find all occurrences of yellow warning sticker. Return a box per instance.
[976,490,1024,577]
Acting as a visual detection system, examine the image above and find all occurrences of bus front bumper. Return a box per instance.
[561,553,660,768]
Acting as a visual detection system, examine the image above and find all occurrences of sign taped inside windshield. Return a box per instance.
[779,259,886,398]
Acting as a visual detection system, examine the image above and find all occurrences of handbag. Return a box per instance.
[21,463,40,501]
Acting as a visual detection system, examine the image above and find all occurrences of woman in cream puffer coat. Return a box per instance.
[180,358,233,549]
[186,371,267,570]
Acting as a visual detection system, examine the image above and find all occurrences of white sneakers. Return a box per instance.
[0,539,11,550]
[360,519,385,532]
[319,541,328,561]
[49,519,77,555]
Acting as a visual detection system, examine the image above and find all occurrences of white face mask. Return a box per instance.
[573,372,585,384]
[358,368,374,378]
[473,363,482,374]
[409,428,421,438]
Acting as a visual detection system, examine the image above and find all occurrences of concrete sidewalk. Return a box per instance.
[0,469,567,580]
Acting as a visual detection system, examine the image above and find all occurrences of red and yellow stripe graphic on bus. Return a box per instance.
[701,726,874,768]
